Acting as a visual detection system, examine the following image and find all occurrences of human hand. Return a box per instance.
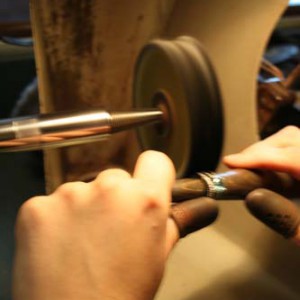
[223,126,300,243]
[13,150,218,300]
[224,126,300,180]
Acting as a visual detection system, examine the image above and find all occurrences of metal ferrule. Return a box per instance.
[197,172,227,199]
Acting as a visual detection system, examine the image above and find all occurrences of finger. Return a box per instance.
[170,197,219,238]
[223,127,300,178]
[223,141,281,167]
[133,150,176,194]
[95,168,131,182]
[165,218,179,255]
[262,126,300,147]
[224,147,300,179]
[245,189,300,244]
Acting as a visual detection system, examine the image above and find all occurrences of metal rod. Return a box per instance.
[0,109,163,152]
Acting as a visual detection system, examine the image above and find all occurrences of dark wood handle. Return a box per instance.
[172,169,300,202]
[217,169,300,199]
[172,178,207,201]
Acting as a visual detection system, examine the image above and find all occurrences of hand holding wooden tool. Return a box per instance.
[171,168,300,242]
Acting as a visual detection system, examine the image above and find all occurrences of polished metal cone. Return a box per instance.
[0,109,163,152]
[111,110,163,132]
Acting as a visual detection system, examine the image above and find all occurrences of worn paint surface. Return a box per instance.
[30,0,175,188]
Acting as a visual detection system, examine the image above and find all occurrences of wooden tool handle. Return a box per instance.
[172,169,300,202]
[172,178,207,202]
[214,169,300,199]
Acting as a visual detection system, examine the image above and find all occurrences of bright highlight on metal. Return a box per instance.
[0,109,163,152]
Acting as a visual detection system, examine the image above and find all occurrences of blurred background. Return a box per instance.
[0,1,44,299]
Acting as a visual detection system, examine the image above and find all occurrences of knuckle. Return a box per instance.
[94,169,129,194]
[95,176,117,193]
[54,181,87,201]
[53,182,90,210]
[16,197,47,231]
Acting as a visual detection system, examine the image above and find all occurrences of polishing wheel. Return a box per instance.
[0,36,223,177]
[133,36,223,177]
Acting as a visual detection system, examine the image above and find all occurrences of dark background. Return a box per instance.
[0,0,29,22]
[0,2,45,299]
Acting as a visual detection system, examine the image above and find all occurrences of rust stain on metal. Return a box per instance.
[62,0,95,56]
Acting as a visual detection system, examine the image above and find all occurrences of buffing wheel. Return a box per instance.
[133,36,223,177]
